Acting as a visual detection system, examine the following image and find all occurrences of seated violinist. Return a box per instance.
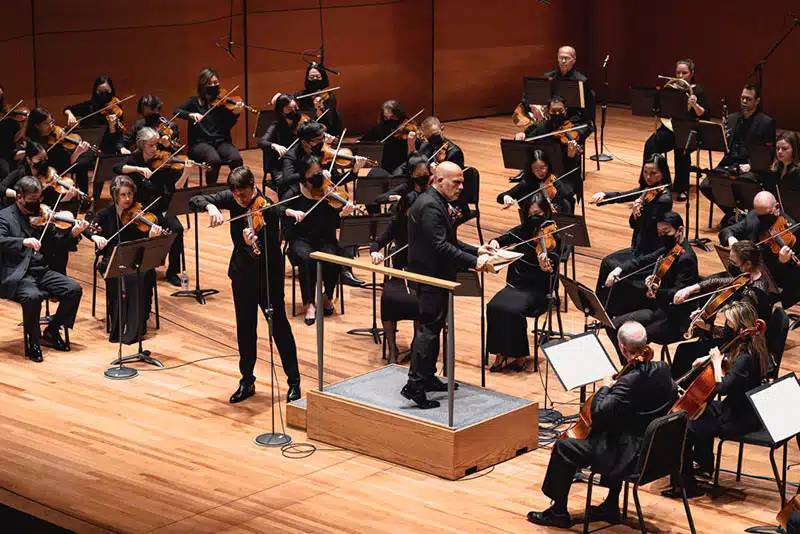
[528,321,677,528]
[258,93,300,188]
[603,211,699,364]
[281,121,358,192]
[117,95,180,155]
[91,176,163,344]
[392,116,464,175]
[665,300,769,498]
[114,127,190,286]
[0,177,86,362]
[360,100,418,173]
[1,141,80,209]
[486,193,560,372]
[498,148,573,213]
[720,191,799,309]
[281,154,355,325]
[295,62,342,137]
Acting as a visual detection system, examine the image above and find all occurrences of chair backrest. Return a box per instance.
[460,166,480,207]
[633,410,689,486]
[766,306,790,380]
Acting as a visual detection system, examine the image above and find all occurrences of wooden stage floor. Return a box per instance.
[0,107,797,533]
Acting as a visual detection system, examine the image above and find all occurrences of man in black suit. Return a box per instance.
[720,191,799,308]
[189,166,301,404]
[0,177,85,362]
[527,321,678,528]
[543,45,595,129]
[701,83,777,225]
[401,162,494,408]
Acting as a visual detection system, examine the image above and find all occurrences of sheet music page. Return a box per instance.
[749,376,800,444]
[544,334,617,391]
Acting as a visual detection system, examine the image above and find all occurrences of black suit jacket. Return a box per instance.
[620,239,700,309]
[724,111,777,165]
[543,68,595,127]
[589,360,678,479]
[602,185,673,254]
[408,187,478,283]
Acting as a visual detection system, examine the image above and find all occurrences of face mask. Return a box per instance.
[411,174,430,188]
[528,214,546,227]
[286,110,301,122]
[144,114,160,126]
[427,134,443,147]
[551,113,567,125]
[308,172,324,188]
[0,95,5,109]
[383,118,400,128]
[307,79,326,92]
[310,143,323,156]
[95,91,113,105]
[33,160,49,174]
[23,199,40,213]
[758,213,777,228]
[722,324,736,343]
[205,85,220,98]
[661,233,678,249]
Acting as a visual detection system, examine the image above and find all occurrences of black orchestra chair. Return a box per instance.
[459,166,485,245]
[91,249,160,332]
[530,253,565,372]
[583,410,696,534]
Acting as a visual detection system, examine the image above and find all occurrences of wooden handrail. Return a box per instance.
[309,251,461,291]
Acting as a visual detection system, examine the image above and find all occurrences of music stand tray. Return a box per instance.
[168,183,228,304]
[342,142,385,166]
[524,77,586,108]
[746,142,774,173]
[252,109,277,140]
[354,175,408,205]
[500,139,565,173]
[552,213,591,248]
[92,154,128,195]
[542,332,618,392]
[630,86,687,120]
[73,126,106,148]
[673,119,728,155]
[559,275,614,329]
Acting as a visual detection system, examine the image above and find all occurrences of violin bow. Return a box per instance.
[380,109,425,143]
[499,223,576,251]
[0,100,24,123]
[523,123,588,143]
[676,278,751,306]
[300,170,352,223]
[219,194,301,225]
[105,196,162,243]
[279,108,330,159]
[383,243,408,262]
[37,191,64,242]
[73,94,136,125]
[197,85,240,123]
[755,221,800,246]
[295,86,341,100]
[149,144,187,175]
[595,184,669,205]
[49,161,87,196]
[327,128,347,174]
[505,167,580,209]
[427,143,448,163]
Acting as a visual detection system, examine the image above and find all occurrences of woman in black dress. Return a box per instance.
[258,93,299,188]
[91,176,164,344]
[281,154,355,325]
[485,193,560,372]
[369,158,430,363]
[497,148,573,213]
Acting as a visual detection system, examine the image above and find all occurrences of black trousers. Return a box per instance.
[287,239,341,305]
[70,151,100,203]
[605,307,681,365]
[542,437,622,506]
[231,261,300,387]
[671,338,717,380]
[596,248,649,319]
[407,285,449,387]
[787,512,800,534]
[644,125,692,194]
[189,141,243,185]
[156,213,184,277]
[12,267,82,344]
[106,270,155,344]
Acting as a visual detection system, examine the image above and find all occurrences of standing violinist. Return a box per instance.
[190,166,301,404]
[528,321,677,528]
[498,149,573,213]
[591,154,673,315]
[258,93,300,189]
[174,67,244,185]
[670,240,773,379]
[393,116,464,175]
[117,95,180,155]
[602,212,699,364]
[91,176,163,344]
[720,191,800,309]
[664,300,769,498]
[360,100,418,173]
[0,85,22,180]
[0,177,86,362]
[643,59,710,201]
[295,62,342,136]
[485,193,560,372]
[113,127,190,287]
[281,154,355,325]
[63,75,127,208]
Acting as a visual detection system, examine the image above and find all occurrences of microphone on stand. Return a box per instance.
[216,35,235,59]
[603,54,610,68]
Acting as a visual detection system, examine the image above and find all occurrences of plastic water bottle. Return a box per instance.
[180,270,189,291]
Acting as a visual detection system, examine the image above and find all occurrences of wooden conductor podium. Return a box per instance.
[286,252,539,480]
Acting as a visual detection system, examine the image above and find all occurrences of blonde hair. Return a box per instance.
[722,300,769,377]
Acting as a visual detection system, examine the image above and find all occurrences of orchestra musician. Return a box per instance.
[1,141,79,209]
[670,240,773,379]
[602,211,699,364]
[0,84,21,180]
[280,120,354,191]
[0,177,85,362]
[117,95,180,155]
[769,131,800,192]
[190,166,301,404]
[527,321,677,528]
[258,93,300,188]
[485,193,560,372]
[720,191,800,309]
[174,67,244,185]
[592,153,673,317]
[281,154,355,325]
[498,149,573,213]
[113,127,190,286]
[91,176,163,344]
[392,116,464,175]
[643,59,710,200]
[665,300,769,498]
[295,62,342,136]
[543,45,595,129]
[360,100,418,173]
[401,162,494,409]
[375,154,430,207]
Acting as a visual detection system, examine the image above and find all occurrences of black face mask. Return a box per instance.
[307,79,326,92]
[144,114,160,126]
[427,134,443,147]
[551,113,567,126]
[661,233,678,249]
[383,118,400,128]
[23,200,40,213]
[205,85,221,99]
[309,143,324,156]
[758,213,777,229]
[32,159,49,174]
[0,95,5,109]
[307,172,325,188]
[411,174,430,188]
[286,110,302,122]
[95,91,113,105]
[722,324,736,343]
[528,214,546,227]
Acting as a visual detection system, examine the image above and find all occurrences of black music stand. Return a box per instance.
[91,154,127,200]
[500,139,565,173]
[551,213,590,312]
[252,109,277,140]
[630,86,687,130]
[103,234,175,379]
[524,77,586,109]
[73,126,106,148]
[746,142,774,174]
[170,183,228,304]
[354,175,408,206]
[340,215,393,344]
[559,275,613,331]
[342,142,384,167]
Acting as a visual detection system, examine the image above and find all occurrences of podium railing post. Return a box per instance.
[447,291,455,428]
[316,261,324,391]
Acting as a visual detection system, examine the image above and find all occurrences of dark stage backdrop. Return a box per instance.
[1,0,797,151]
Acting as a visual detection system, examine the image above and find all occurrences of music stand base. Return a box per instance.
[111,350,163,368]
[170,288,220,305]
[104,366,138,380]
[346,327,383,345]
[255,432,292,447]
[539,407,563,424]
[688,237,712,252]
[590,154,613,162]
[744,527,783,534]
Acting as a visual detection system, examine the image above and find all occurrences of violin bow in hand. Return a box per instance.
[506,167,580,209]
[218,195,301,225]
[279,109,329,158]
[595,184,669,206]
[106,196,162,243]
[380,109,425,143]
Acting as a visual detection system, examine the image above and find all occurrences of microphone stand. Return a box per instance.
[748,13,800,105]
[590,55,613,163]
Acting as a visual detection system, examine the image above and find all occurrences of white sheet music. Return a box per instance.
[543,333,618,391]
[749,375,800,444]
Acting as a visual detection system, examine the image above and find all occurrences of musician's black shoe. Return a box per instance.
[287,383,301,403]
[166,273,182,287]
[25,342,43,363]
[588,502,621,524]
[341,270,365,287]
[661,482,704,499]
[526,507,571,529]
[509,171,524,183]
[229,382,256,404]
[677,192,688,202]
[422,376,459,392]
[42,326,69,352]
[401,384,440,409]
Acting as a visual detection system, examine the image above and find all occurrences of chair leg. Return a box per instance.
[533,315,540,372]
[583,471,595,534]
[708,201,714,229]
[339,276,345,315]
[555,296,564,338]
[714,440,725,488]
[154,282,160,330]
[736,443,744,481]
[291,265,297,317]
[622,481,629,520]
[63,327,70,350]
[476,211,484,245]
[676,472,697,534]
[92,266,97,318]
[783,443,788,506]
[632,484,646,534]
[769,446,786,507]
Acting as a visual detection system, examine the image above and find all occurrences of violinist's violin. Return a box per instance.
[554,118,581,146]
[245,195,268,256]
[29,205,100,235]
[120,202,171,235]
[148,150,211,173]
[535,221,558,272]
[155,117,180,151]
[46,125,100,154]
[38,167,88,200]
[101,96,127,132]
[393,121,418,141]
[302,174,367,215]
[210,88,258,114]
[645,243,684,297]
[684,273,751,339]
[759,215,798,267]
[321,144,378,170]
